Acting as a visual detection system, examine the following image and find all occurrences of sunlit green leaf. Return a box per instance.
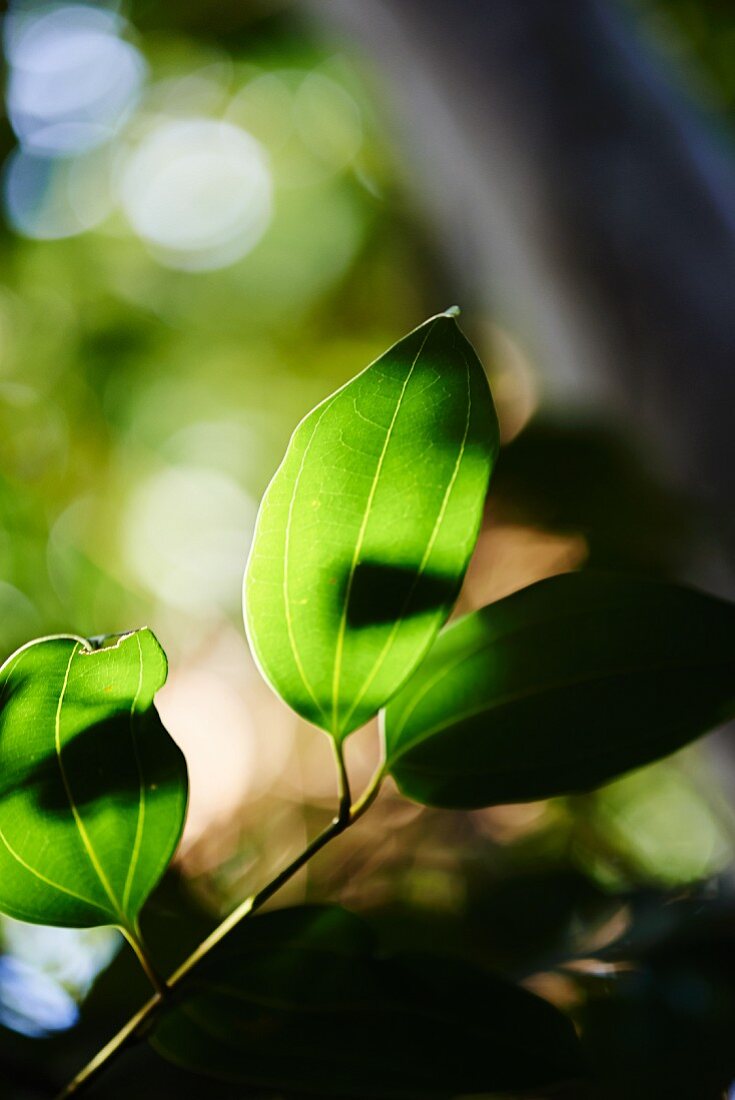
[244,311,499,740]
[385,572,735,808]
[0,630,188,931]
[151,906,581,1097]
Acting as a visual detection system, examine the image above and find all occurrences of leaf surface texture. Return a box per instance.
[0,630,187,929]
[245,312,498,738]
[152,905,581,1097]
[385,572,735,807]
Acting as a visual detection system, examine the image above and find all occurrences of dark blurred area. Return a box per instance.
[1,0,735,1098]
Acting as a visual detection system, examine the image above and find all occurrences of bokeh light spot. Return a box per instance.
[5,3,145,156]
[120,119,273,270]
[123,465,257,614]
[3,146,114,239]
[0,920,120,1037]
[293,72,363,172]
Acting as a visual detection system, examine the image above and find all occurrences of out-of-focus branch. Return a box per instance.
[308,0,735,584]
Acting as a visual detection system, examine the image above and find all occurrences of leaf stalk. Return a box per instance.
[120,925,168,997]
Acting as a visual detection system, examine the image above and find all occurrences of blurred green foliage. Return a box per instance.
[0,1,429,664]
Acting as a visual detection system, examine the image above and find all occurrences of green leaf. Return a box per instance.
[244,310,499,740]
[151,906,582,1098]
[0,629,188,931]
[384,572,735,808]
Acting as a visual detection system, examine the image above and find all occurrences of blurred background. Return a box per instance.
[1,0,735,1097]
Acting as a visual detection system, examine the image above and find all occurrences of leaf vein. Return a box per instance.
[282,398,337,723]
[122,632,146,914]
[55,645,125,924]
[0,824,110,914]
[330,321,438,734]
[342,348,473,730]
[391,654,735,764]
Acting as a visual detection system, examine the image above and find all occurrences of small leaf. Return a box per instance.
[384,572,735,808]
[244,311,499,740]
[0,630,188,930]
[151,906,582,1097]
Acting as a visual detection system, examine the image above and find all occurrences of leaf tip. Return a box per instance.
[443,304,461,318]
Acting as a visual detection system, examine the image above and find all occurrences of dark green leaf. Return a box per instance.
[244,311,499,740]
[384,572,735,808]
[0,630,188,930]
[151,906,581,1098]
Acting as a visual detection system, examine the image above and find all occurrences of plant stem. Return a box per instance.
[55,993,161,1099]
[55,763,385,1099]
[120,926,167,997]
[332,738,352,824]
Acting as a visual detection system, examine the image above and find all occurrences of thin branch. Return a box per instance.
[55,762,385,1099]
[56,993,161,1099]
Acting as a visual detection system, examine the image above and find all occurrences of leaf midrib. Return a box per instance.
[388,591,727,746]
[0,643,118,920]
[122,632,146,914]
[390,654,735,766]
[330,320,438,735]
[340,345,473,732]
[55,644,125,924]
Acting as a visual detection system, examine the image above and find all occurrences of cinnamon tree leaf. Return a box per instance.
[384,572,735,808]
[0,630,188,931]
[244,310,499,740]
[151,906,582,1097]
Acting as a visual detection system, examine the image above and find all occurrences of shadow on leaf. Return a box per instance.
[0,708,172,815]
[342,560,458,629]
[150,905,585,1098]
